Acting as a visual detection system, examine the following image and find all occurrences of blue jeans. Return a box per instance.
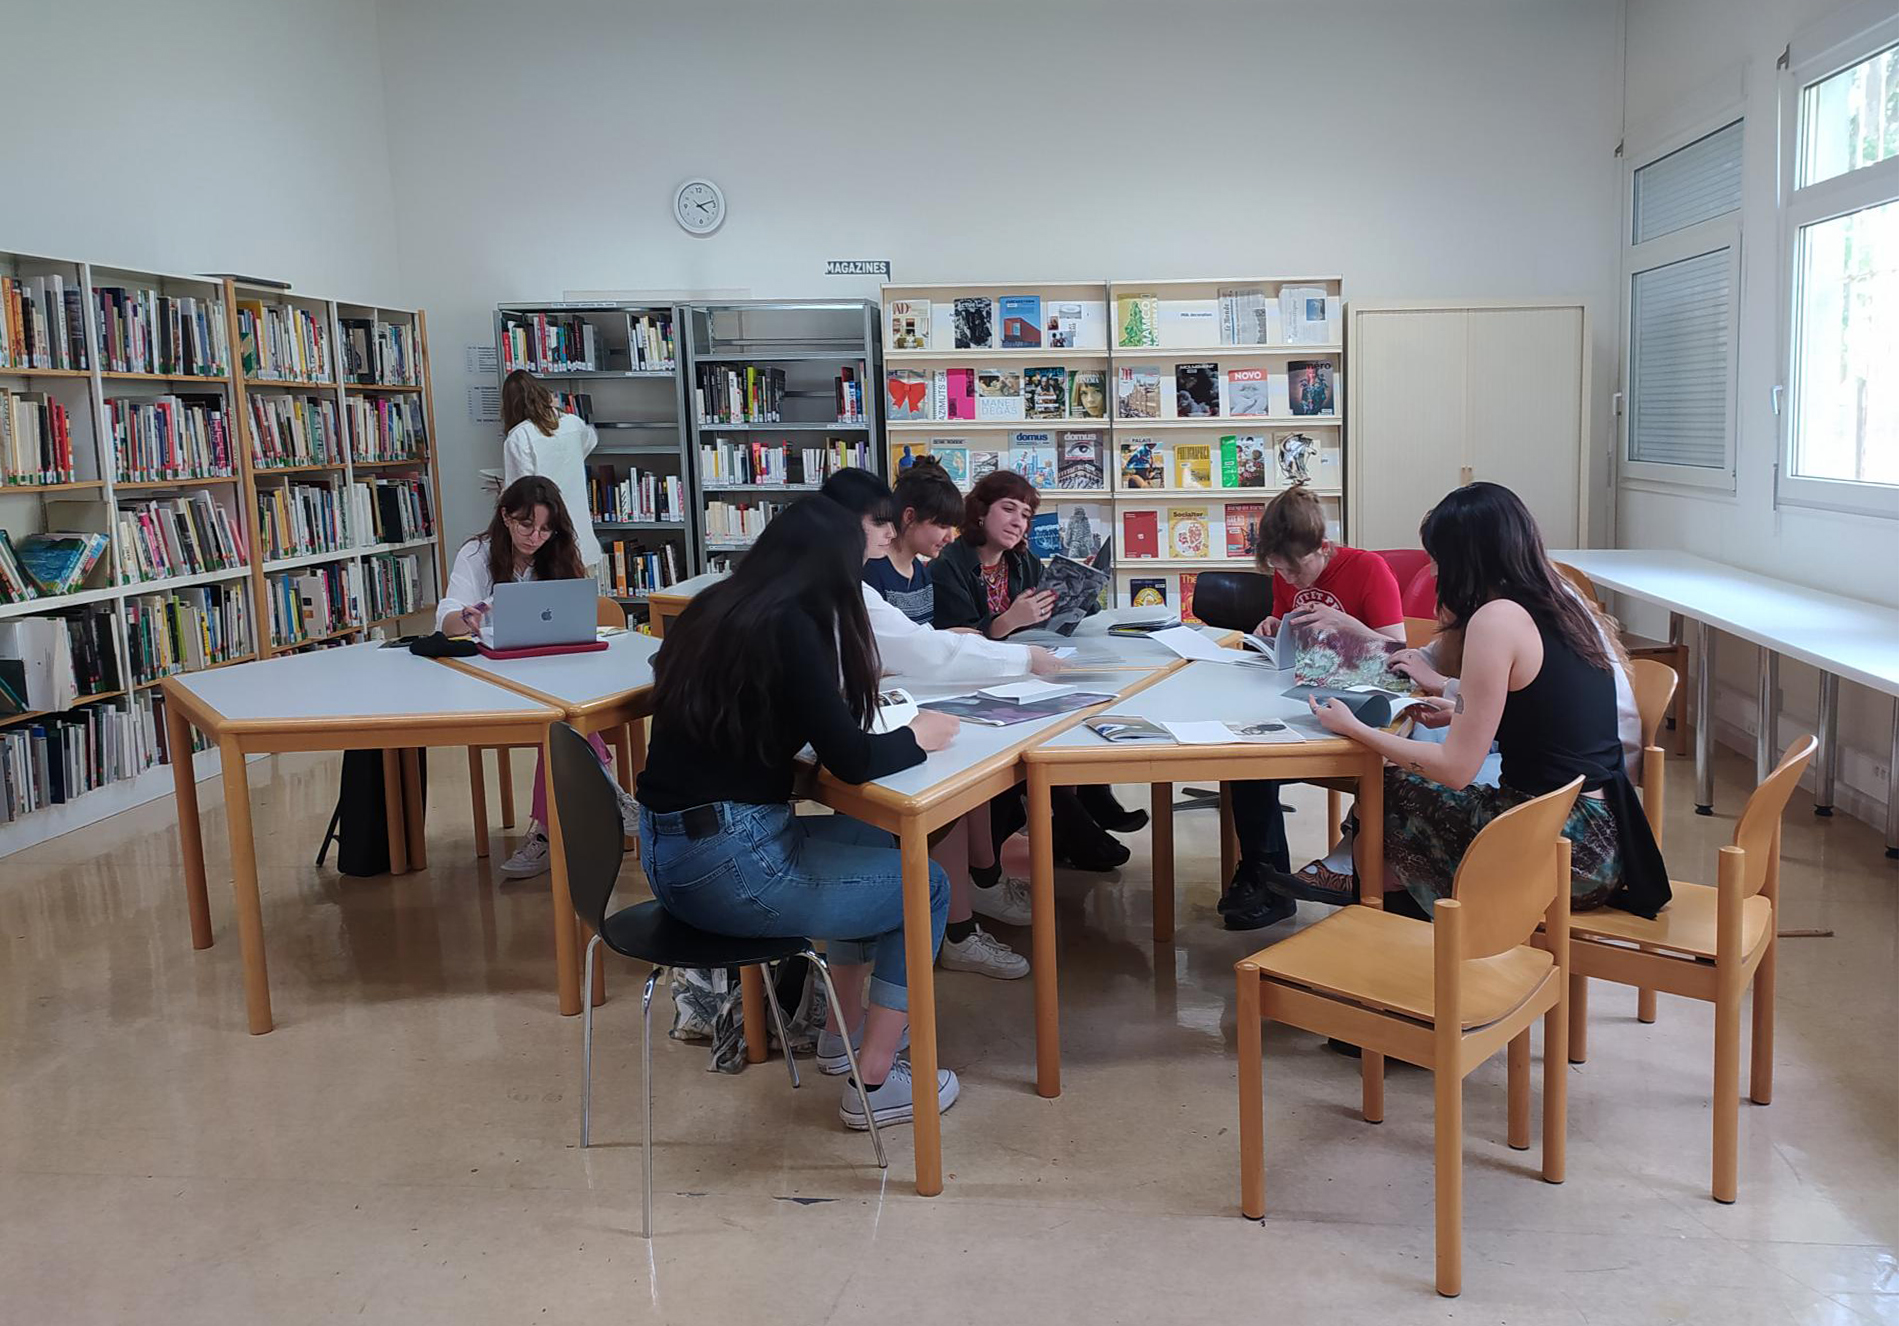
[637,801,948,1012]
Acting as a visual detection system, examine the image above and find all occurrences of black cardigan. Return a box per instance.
[931,540,1043,638]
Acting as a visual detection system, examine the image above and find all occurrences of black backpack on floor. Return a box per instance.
[316,749,428,877]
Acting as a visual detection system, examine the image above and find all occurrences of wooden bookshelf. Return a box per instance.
[0,252,442,855]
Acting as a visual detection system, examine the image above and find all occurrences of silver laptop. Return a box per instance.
[484,579,596,650]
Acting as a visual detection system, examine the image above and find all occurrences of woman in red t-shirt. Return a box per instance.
[1221,484,1405,930]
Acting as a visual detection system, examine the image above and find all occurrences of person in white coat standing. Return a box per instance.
[501,369,602,573]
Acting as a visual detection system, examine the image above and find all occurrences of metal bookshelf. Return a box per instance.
[493,301,691,614]
[681,300,880,570]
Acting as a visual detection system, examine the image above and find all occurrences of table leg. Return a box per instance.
[497,747,516,830]
[900,820,943,1196]
[382,750,409,876]
[401,748,427,870]
[1150,781,1174,944]
[1814,673,1838,817]
[1887,705,1899,861]
[220,737,273,1035]
[1218,783,1237,887]
[1695,621,1715,815]
[741,968,768,1064]
[540,732,582,1016]
[1756,651,1779,786]
[167,698,212,950]
[1029,766,1061,1099]
[467,748,490,857]
[1357,752,1385,1116]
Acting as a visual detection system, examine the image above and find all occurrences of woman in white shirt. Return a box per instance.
[439,476,632,876]
[500,370,601,573]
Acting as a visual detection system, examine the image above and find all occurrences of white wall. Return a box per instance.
[0,0,401,297]
[1619,0,1899,829]
[371,0,1627,556]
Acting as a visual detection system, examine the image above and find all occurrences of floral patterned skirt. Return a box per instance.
[1382,768,1623,914]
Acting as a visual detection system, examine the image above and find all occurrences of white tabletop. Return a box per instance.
[451,631,661,708]
[1042,660,1327,749]
[650,570,727,601]
[1549,549,1899,698]
[169,642,558,724]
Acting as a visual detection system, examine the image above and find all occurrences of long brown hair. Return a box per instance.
[1420,482,1610,671]
[960,469,1039,549]
[473,475,587,589]
[501,369,559,435]
[653,496,881,763]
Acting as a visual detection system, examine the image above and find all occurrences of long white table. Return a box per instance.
[1550,549,1899,855]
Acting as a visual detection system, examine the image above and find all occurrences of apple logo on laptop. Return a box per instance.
[540,608,553,621]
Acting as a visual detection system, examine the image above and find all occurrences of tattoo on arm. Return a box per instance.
[1454,692,1465,713]
[1408,759,1425,772]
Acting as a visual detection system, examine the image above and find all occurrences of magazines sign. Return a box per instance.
[825,259,890,277]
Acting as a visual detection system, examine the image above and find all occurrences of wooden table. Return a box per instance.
[1550,548,1899,855]
[645,570,727,638]
[163,643,564,1034]
[440,632,663,1014]
[1024,659,1389,1098]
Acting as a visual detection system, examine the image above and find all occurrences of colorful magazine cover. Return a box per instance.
[1128,576,1168,607]
[885,369,930,421]
[1007,431,1058,488]
[1115,365,1160,419]
[1225,367,1271,417]
[1174,442,1213,489]
[1174,362,1220,417]
[1028,509,1061,559]
[1168,506,1211,558]
[932,442,970,486]
[1118,439,1167,488]
[998,295,1043,348]
[1220,434,1268,487]
[953,297,994,349]
[969,448,1001,481]
[945,367,977,420]
[1121,508,1160,558]
[1056,431,1103,488]
[1179,572,1202,623]
[889,441,931,475]
[1288,359,1336,416]
[888,299,929,350]
[1116,292,1159,347]
[1055,502,1109,562]
[1224,501,1264,557]
[1068,369,1107,419]
[1274,430,1320,485]
[976,368,1025,420]
[1022,365,1068,419]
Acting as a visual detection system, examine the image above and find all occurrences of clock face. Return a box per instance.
[674,179,725,235]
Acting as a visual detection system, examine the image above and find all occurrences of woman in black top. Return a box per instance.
[635,497,964,1130]
[1302,482,1669,917]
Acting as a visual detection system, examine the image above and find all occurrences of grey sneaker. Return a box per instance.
[939,925,1030,979]
[839,1060,961,1130]
[499,828,551,878]
[969,874,1032,925]
[615,785,640,837]
[815,1023,909,1076]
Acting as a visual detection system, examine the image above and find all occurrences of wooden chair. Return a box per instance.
[1556,562,1688,756]
[1237,778,1583,1298]
[464,594,638,859]
[1560,735,1815,1204]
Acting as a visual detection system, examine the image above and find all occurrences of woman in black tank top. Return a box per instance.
[1299,483,1669,918]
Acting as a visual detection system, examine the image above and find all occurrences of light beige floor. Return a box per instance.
[0,741,1894,1324]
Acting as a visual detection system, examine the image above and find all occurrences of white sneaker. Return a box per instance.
[940,925,1030,979]
[814,1024,910,1076]
[615,785,640,837]
[499,829,551,878]
[839,1060,960,1130]
[969,874,1032,926]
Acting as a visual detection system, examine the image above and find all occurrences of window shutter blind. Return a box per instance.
[1628,249,1732,469]
[1632,120,1743,243]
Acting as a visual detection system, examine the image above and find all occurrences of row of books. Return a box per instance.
[894,296,1107,352]
[498,311,677,374]
[0,691,173,823]
[1,389,76,485]
[1114,287,1337,349]
[625,314,675,371]
[266,560,362,645]
[696,439,871,487]
[94,287,230,377]
[0,531,108,602]
[344,395,428,463]
[238,300,331,383]
[249,394,342,468]
[1115,362,1336,420]
[107,394,233,483]
[115,494,247,583]
[360,478,434,544]
[125,583,252,685]
[0,612,119,718]
[695,363,787,424]
[257,482,353,561]
[587,465,686,524]
[551,391,590,421]
[361,552,424,623]
[597,539,682,599]
[0,274,88,370]
[890,431,1107,491]
[704,499,790,544]
[887,367,1109,424]
[1122,503,1267,561]
[339,318,419,386]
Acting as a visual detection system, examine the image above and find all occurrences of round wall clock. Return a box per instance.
[673,178,726,236]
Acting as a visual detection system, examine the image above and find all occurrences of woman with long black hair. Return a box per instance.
[635,496,963,1130]
[1293,481,1669,919]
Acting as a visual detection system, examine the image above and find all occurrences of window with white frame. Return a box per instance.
[1621,118,1744,488]
[1780,6,1899,517]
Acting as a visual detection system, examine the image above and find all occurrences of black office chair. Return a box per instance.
[546,722,886,1238]
[1175,570,1279,811]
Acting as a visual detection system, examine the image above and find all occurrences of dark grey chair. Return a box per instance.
[546,722,885,1238]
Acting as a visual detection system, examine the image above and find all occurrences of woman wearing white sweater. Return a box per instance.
[500,369,602,573]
